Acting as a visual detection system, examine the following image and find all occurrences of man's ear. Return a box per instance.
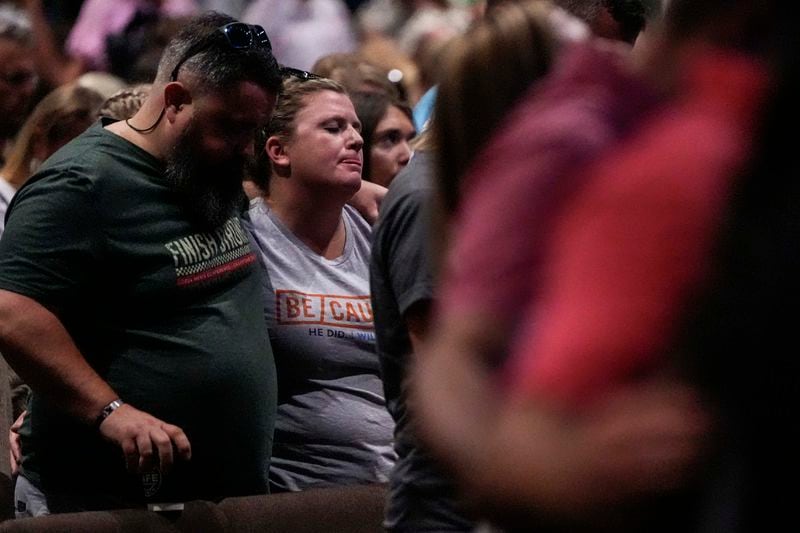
[266,136,291,170]
[163,82,192,123]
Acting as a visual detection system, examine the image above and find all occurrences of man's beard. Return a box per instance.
[164,121,248,231]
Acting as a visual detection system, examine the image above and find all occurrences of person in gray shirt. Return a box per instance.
[247,75,395,492]
[370,145,475,532]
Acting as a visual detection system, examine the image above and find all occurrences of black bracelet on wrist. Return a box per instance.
[95,399,124,428]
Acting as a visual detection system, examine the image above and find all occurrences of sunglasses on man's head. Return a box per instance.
[170,22,272,81]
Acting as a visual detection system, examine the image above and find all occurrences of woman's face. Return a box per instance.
[368,105,416,187]
[284,90,364,195]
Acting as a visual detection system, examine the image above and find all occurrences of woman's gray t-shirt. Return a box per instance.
[247,199,396,491]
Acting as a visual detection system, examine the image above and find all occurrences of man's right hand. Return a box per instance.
[98,404,191,474]
[0,291,192,475]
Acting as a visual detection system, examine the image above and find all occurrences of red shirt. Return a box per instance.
[505,47,772,406]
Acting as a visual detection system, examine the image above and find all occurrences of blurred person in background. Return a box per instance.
[243,0,357,71]
[313,53,403,99]
[20,0,197,87]
[412,0,655,136]
[0,4,37,165]
[65,0,197,72]
[74,72,128,101]
[350,91,415,187]
[197,0,251,18]
[106,15,194,84]
[414,0,785,530]
[0,83,104,236]
[356,0,470,47]
[357,0,472,106]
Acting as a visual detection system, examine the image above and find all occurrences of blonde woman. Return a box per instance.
[247,75,395,492]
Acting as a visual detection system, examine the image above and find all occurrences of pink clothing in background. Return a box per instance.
[505,48,772,406]
[439,42,658,328]
[66,0,197,70]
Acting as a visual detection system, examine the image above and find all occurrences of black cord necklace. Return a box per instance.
[125,107,166,134]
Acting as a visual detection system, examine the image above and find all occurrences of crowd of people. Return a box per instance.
[0,0,795,531]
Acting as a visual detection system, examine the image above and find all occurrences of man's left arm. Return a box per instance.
[412,308,712,528]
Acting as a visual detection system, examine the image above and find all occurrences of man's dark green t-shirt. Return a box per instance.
[0,120,277,507]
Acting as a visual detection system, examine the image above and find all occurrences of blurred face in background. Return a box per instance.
[0,37,37,137]
[368,105,415,187]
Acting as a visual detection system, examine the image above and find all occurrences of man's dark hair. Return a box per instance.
[155,11,281,94]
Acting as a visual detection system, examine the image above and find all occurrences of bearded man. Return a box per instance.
[0,12,281,513]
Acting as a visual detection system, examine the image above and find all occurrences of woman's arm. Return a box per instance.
[411,313,711,528]
[347,180,387,224]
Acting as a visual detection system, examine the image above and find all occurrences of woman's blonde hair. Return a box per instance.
[98,84,151,121]
[1,84,104,188]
